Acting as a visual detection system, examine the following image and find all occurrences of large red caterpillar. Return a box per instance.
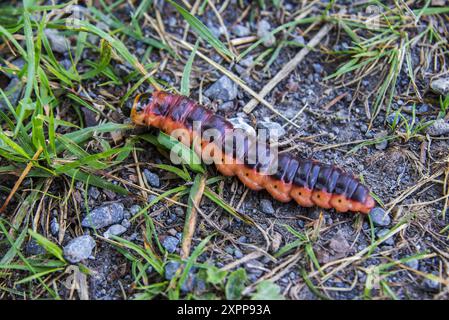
[131,91,376,214]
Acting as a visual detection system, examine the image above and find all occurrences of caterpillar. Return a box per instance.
[131,90,376,214]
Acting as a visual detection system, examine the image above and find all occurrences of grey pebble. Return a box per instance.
[204,76,238,101]
[232,24,250,37]
[312,63,323,74]
[376,228,394,246]
[257,119,286,141]
[164,261,181,280]
[130,205,141,216]
[81,202,125,229]
[88,187,100,200]
[104,224,127,239]
[44,29,69,53]
[423,277,440,292]
[162,236,180,253]
[257,20,275,47]
[121,219,131,229]
[369,207,391,227]
[374,132,388,150]
[144,169,160,188]
[404,259,419,270]
[50,217,59,236]
[234,249,243,259]
[63,235,96,264]
[430,77,449,96]
[260,199,275,215]
[25,239,46,256]
[218,101,234,112]
[426,119,449,136]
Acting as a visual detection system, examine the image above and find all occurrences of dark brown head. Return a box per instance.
[130,92,154,126]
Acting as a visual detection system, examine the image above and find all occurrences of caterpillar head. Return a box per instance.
[130,92,155,126]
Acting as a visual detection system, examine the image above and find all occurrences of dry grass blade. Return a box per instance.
[0,146,43,214]
[181,174,206,259]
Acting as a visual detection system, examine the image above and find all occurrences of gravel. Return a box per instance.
[257,19,275,47]
[63,235,96,263]
[232,24,250,37]
[81,202,125,229]
[405,259,419,270]
[143,169,160,188]
[44,29,69,53]
[426,119,449,136]
[369,207,391,227]
[257,119,286,142]
[374,131,389,150]
[260,199,275,215]
[164,261,181,280]
[376,228,395,246]
[50,217,59,236]
[430,77,449,96]
[103,224,127,239]
[329,231,351,254]
[25,240,46,256]
[162,236,180,253]
[204,76,238,101]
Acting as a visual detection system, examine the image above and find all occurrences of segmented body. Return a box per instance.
[131,91,375,214]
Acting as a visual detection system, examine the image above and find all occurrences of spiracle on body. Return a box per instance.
[131,90,376,214]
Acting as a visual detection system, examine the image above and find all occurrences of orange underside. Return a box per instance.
[141,112,375,214]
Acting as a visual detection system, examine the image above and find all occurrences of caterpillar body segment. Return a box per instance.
[131,91,376,214]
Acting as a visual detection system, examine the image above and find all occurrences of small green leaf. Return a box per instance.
[251,281,285,300]
[225,268,247,300]
[206,266,228,285]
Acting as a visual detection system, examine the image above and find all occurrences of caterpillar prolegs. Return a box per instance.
[131,91,376,214]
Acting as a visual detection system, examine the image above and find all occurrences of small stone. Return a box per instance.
[260,199,275,215]
[232,24,250,37]
[257,20,275,47]
[218,101,234,112]
[374,132,388,150]
[423,277,440,292]
[129,205,141,216]
[0,77,22,110]
[25,239,46,256]
[180,271,196,293]
[174,207,184,216]
[369,207,391,227]
[312,63,323,74]
[104,224,127,239]
[44,29,69,53]
[329,231,350,254]
[386,113,400,126]
[162,236,180,253]
[204,76,238,101]
[257,119,286,141]
[143,169,160,188]
[293,35,305,45]
[404,259,419,270]
[88,187,100,200]
[376,228,394,246]
[234,249,243,259]
[430,77,449,96]
[227,117,256,137]
[81,202,125,229]
[63,235,96,264]
[164,261,181,280]
[50,217,59,236]
[426,119,449,136]
[121,219,131,229]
